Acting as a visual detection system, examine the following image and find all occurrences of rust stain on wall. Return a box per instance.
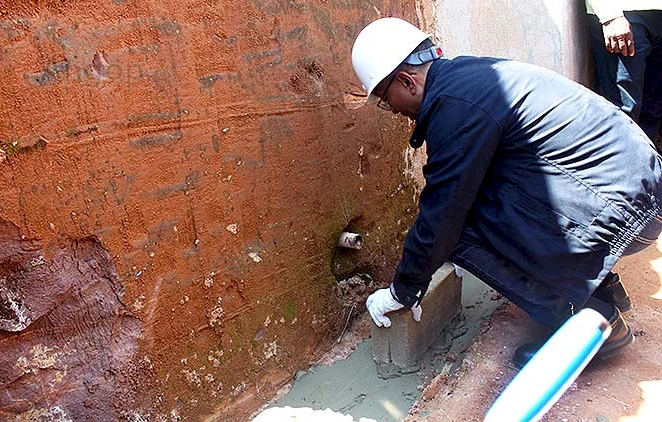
[0,1,423,420]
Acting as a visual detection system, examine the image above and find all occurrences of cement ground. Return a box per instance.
[254,272,504,421]
[253,240,662,421]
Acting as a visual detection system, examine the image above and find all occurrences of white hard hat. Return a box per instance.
[351,18,432,104]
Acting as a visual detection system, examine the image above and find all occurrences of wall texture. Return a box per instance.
[0,1,428,420]
[432,0,591,85]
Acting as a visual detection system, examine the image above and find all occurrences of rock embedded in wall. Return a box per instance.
[0,219,144,420]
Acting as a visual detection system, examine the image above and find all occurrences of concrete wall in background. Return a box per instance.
[432,0,591,85]
[0,2,429,421]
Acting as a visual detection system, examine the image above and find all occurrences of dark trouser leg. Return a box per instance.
[587,13,651,120]
[450,229,571,328]
[639,45,662,149]
[512,296,634,369]
[588,15,626,111]
[629,11,662,146]
[450,228,637,369]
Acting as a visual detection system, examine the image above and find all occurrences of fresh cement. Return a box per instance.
[255,272,506,421]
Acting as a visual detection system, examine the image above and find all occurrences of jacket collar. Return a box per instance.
[408,59,444,148]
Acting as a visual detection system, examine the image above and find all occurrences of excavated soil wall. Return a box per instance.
[0,1,426,420]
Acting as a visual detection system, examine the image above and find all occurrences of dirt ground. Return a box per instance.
[406,240,662,421]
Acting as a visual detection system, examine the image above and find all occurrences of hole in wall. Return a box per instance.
[331,219,374,310]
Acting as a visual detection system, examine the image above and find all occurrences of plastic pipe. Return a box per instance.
[337,232,363,249]
[484,308,611,422]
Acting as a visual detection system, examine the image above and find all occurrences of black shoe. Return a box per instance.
[593,272,632,313]
[512,302,634,370]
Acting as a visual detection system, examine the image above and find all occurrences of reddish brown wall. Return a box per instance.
[0,1,423,420]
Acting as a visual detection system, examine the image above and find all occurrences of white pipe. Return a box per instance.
[337,232,363,249]
[485,308,611,422]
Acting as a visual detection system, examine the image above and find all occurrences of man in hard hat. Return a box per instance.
[585,1,662,149]
[352,17,662,369]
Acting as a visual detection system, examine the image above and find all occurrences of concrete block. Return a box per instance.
[371,263,462,377]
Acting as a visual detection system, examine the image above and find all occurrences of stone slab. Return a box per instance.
[371,263,462,376]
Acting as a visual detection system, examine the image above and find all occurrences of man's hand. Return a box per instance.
[366,287,423,327]
[603,16,635,56]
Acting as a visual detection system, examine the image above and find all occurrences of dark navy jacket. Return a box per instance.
[392,57,662,319]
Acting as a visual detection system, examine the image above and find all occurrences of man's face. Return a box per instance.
[374,71,421,120]
[375,73,397,112]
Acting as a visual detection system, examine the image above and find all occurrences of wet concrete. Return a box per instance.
[256,271,505,421]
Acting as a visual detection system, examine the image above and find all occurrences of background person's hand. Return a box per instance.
[366,287,422,327]
[602,16,635,56]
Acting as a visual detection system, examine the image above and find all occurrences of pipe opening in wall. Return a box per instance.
[338,232,363,249]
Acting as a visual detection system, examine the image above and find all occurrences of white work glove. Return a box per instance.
[366,288,423,327]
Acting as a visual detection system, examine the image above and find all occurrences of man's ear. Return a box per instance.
[395,71,416,93]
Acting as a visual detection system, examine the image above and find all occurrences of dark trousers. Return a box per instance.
[450,217,662,328]
[588,10,662,148]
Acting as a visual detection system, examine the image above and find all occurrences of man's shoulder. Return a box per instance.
[436,55,506,70]
[425,56,510,99]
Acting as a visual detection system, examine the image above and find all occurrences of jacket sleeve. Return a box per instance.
[585,0,624,23]
[392,96,502,308]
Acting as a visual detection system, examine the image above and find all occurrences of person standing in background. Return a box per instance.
[586,1,662,149]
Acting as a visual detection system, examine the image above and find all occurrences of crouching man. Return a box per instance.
[352,17,662,368]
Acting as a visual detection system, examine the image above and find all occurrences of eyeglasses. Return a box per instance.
[376,73,397,111]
